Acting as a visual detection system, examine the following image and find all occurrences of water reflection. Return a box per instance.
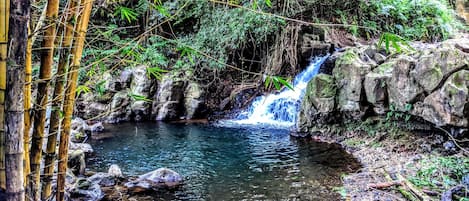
[89,123,359,200]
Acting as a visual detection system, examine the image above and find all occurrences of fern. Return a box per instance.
[76,85,91,97]
[377,32,415,54]
[146,66,168,80]
[115,6,138,23]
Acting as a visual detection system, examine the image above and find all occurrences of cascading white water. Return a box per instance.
[220,55,329,128]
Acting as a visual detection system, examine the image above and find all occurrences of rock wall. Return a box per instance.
[297,38,469,133]
[76,66,207,123]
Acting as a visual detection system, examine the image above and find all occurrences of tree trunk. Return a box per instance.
[29,0,60,199]
[42,0,78,199]
[5,0,30,200]
[56,0,93,200]
[0,0,9,190]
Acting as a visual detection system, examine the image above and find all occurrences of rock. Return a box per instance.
[415,70,469,127]
[125,168,182,193]
[108,164,123,178]
[412,46,468,93]
[69,178,104,201]
[130,65,155,121]
[107,91,131,123]
[300,32,331,56]
[68,149,86,176]
[69,142,94,154]
[80,102,109,121]
[71,117,89,134]
[103,72,121,92]
[297,74,337,133]
[443,141,456,152]
[89,122,104,133]
[184,82,205,119]
[88,172,116,187]
[333,48,373,118]
[364,61,393,114]
[120,69,133,89]
[125,180,153,194]
[70,129,86,143]
[152,74,185,121]
[387,55,424,110]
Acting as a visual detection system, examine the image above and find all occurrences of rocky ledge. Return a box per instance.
[297,37,469,134]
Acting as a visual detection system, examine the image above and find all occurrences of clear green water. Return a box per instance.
[88,122,359,200]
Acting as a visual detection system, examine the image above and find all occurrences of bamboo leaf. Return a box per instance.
[276,77,294,90]
[264,75,271,89]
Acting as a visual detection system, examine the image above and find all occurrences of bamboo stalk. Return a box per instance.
[24,5,49,198]
[0,0,9,190]
[23,25,32,199]
[56,0,93,200]
[41,0,78,199]
[5,0,29,200]
[29,0,60,199]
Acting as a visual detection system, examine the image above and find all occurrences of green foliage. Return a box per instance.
[95,80,106,96]
[76,85,91,97]
[264,75,293,90]
[377,32,415,54]
[386,103,413,122]
[115,6,139,23]
[409,156,469,192]
[128,93,152,102]
[146,66,168,80]
[360,0,460,41]
[173,0,284,68]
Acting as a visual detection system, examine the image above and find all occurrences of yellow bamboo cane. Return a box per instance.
[23,24,31,192]
[42,0,78,199]
[56,0,93,200]
[29,0,60,199]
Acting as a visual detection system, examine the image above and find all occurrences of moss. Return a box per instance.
[336,50,359,66]
[375,61,396,74]
[311,74,336,98]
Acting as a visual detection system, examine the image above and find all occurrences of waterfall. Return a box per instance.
[220,55,329,128]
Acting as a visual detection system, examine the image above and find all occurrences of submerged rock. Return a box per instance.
[125,168,182,193]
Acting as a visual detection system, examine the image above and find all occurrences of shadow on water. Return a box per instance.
[88,122,360,200]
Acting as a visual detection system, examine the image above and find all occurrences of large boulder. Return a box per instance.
[125,168,182,193]
[106,91,131,123]
[415,70,469,127]
[333,48,374,118]
[297,74,337,133]
[364,61,394,114]
[184,82,205,119]
[387,55,424,110]
[412,44,469,93]
[130,65,155,121]
[152,74,185,121]
[79,102,109,120]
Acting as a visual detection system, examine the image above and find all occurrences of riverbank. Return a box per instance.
[305,125,468,201]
